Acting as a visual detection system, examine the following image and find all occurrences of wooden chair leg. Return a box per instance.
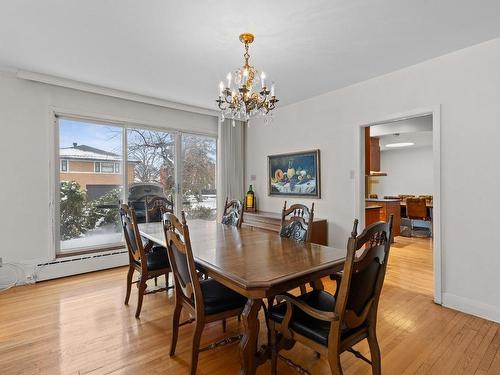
[189,320,205,375]
[135,279,147,318]
[222,318,227,333]
[124,266,134,305]
[154,277,158,286]
[270,322,278,375]
[165,272,169,289]
[170,303,182,356]
[299,284,307,294]
[367,327,382,375]
[327,353,343,375]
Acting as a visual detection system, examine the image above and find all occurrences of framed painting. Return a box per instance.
[268,149,321,198]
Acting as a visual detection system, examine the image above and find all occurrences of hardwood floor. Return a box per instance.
[1,237,499,374]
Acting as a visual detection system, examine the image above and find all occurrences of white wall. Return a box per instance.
[372,146,433,197]
[0,73,217,268]
[246,38,500,322]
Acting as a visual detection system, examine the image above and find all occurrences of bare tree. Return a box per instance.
[127,130,215,200]
[182,135,216,200]
[127,129,175,192]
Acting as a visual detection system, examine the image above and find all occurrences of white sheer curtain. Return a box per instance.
[217,119,245,219]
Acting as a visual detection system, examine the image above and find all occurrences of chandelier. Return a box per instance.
[216,33,278,125]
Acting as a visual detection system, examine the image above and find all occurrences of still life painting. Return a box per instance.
[268,149,320,197]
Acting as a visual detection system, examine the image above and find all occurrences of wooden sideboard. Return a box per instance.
[242,210,328,246]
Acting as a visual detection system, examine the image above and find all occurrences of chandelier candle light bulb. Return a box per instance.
[216,33,278,124]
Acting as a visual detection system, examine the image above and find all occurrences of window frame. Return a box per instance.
[53,112,217,258]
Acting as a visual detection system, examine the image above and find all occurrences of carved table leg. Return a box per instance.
[239,298,263,375]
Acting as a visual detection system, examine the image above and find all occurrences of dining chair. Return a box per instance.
[145,195,174,223]
[280,201,315,243]
[144,195,174,284]
[279,201,316,294]
[163,211,247,375]
[406,197,431,237]
[221,197,244,227]
[120,204,172,318]
[268,216,394,375]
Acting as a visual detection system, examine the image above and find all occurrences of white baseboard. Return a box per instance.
[442,292,500,324]
[36,251,128,281]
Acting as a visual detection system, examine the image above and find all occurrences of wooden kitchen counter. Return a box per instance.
[365,199,401,237]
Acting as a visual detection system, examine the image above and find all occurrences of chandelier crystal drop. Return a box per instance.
[216,33,278,124]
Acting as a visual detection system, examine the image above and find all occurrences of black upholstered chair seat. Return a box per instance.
[134,246,169,271]
[199,278,247,315]
[269,290,365,346]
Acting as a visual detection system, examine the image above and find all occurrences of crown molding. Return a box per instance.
[16,70,218,117]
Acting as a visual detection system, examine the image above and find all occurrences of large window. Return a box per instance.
[57,118,123,253]
[56,116,217,255]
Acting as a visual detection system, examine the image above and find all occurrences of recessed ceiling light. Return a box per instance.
[385,142,415,148]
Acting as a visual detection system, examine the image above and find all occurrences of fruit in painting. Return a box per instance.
[274,169,284,181]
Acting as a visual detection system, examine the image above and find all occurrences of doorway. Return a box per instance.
[357,107,441,304]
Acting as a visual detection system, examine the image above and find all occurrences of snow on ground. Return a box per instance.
[61,195,217,252]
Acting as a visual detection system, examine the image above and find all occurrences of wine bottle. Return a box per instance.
[246,185,255,211]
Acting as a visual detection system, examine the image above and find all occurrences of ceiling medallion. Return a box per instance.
[216,33,278,126]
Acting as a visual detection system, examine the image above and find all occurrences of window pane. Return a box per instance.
[58,118,123,253]
[60,160,68,172]
[127,128,176,223]
[181,134,217,221]
[100,162,115,173]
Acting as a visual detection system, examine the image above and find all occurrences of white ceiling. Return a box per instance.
[371,115,433,151]
[1,1,500,109]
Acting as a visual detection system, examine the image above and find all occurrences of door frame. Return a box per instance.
[354,105,442,304]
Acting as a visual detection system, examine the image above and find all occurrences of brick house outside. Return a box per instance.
[60,143,137,200]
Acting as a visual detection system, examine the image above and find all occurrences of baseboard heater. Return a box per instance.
[36,250,129,281]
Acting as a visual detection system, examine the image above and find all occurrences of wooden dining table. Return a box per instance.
[138,220,346,375]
